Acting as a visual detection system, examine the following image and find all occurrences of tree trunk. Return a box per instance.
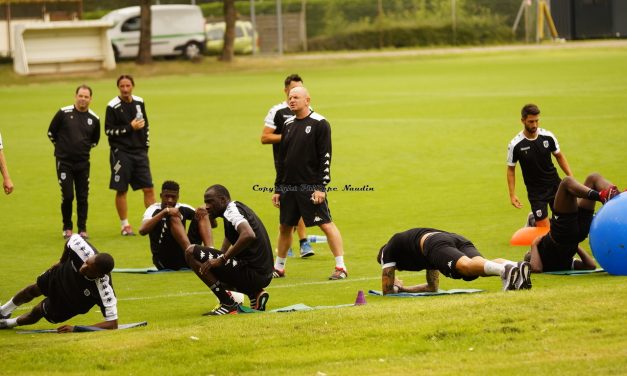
[137,0,152,65]
[220,0,236,62]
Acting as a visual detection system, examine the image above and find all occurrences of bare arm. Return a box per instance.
[261,126,281,144]
[0,150,13,194]
[57,319,118,333]
[573,247,596,270]
[397,270,440,293]
[507,165,522,208]
[139,207,169,236]
[554,152,573,177]
[529,236,544,273]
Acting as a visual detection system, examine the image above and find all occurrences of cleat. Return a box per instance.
[501,264,519,291]
[272,268,285,278]
[599,186,620,204]
[79,231,89,240]
[300,241,315,258]
[202,302,239,316]
[515,261,532,290]
[0,319,9,329]
[525,212,536,228]
[250,290,270,311]
[121,225,136,236]
[62,229,73,240]
[329,267,348,280]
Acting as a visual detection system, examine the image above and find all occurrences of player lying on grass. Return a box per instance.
[0,235,117,332]
[526,173,620,273]
[169,184,274,315]
[377,228,531,293]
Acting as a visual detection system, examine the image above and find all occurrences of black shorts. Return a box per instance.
[153,220,202,270]
[109,148,153,192]
[279,190,332,227]
[423,233,482,281]
[536,235,577,272]
[528,184,558,221]
[192,245,271,296]
[36,270,78,323]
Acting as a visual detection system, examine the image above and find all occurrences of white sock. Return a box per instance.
[335,256,346,270]
[274,256,286,271]
[504,260,517,267]
[120,219,129,228]
[1,298,17,316]
[4,318,18,328]
[484,261,505,276]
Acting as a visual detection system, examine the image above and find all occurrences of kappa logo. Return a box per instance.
[305,126,311,134]
[543,140,549,148]
[199,250,206,260]
[447,261,453,269]
[314,216,323,222]
[84,289,91,297]
[554,215,560,220]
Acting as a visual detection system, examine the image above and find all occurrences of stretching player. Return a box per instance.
[377,228,531,293]
[139,180,213,270]
[526,173,620,272]
[170,184,273,315]
[0,235,117,332]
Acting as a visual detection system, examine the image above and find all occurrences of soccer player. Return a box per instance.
[47,85,100,239]
[0,235,117,332]
[377,228,531,293]
[271,86,348,280]
[0,131,14,195]
[139,180,213,270]
[169,184,273,315]
[105,75,155,236]
[526,173,620,273]
[507,104,573,227]
[261,74,314,258]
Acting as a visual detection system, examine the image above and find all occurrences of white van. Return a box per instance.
[102,5,206,60]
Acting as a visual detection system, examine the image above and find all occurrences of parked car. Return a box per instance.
[205,21,259,55]
[102,4,206,60]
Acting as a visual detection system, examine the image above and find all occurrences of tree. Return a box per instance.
[220,0,236,62]
[137,0,152,65]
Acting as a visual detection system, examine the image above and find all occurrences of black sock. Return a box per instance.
[588,189,600,201]
[210,281,235,305]
[299,238,307,245]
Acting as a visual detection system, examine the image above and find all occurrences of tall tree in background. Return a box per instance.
[220,0,236,62]
[137,0,152,65]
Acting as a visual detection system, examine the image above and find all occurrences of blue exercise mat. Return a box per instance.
[543,268,605,275]
[16,321,148,334]
[368,289,483,297]
[235,303,356,314]
[112,267,191,274]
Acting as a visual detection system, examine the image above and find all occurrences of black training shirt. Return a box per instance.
[47,105,100,161]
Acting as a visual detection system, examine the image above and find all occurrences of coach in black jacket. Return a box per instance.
[47,84,100,239]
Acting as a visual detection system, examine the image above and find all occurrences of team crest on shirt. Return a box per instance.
[84,289,91,296]
[305,126,311,134]
[543,140,549,148]
[60,172,66,180]
[88,118,93,125]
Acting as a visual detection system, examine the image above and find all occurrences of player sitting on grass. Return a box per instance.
[526,173,620,273]
[169,184,274,315]
[0,235,117,332]
[377,228,531,293]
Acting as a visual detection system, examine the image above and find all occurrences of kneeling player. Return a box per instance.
[377,228,531,293]
[170,184,274,315]
[0,235,117,332]
[526,173,620,273]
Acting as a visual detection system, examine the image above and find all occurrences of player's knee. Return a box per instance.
[584,172,601,186]
[454,257,472,275]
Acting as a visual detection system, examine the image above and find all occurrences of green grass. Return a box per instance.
[1,44,626,375]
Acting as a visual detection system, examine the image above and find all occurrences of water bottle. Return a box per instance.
[307,235,327,243]
[135,105,143,121]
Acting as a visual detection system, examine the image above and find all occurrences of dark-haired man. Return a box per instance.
[0,234,118,332]
[377,229,531,293]
[261,74,314,258]
[527,173,620,272]
[170,184,274,315]
[507,104,572,227]
[105,75,155,236]
[47,85,100,239]
[139,180,213,270]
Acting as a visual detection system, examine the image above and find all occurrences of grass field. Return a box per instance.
[0,44,626,375]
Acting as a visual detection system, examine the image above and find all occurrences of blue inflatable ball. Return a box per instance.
[589,192,627,275]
